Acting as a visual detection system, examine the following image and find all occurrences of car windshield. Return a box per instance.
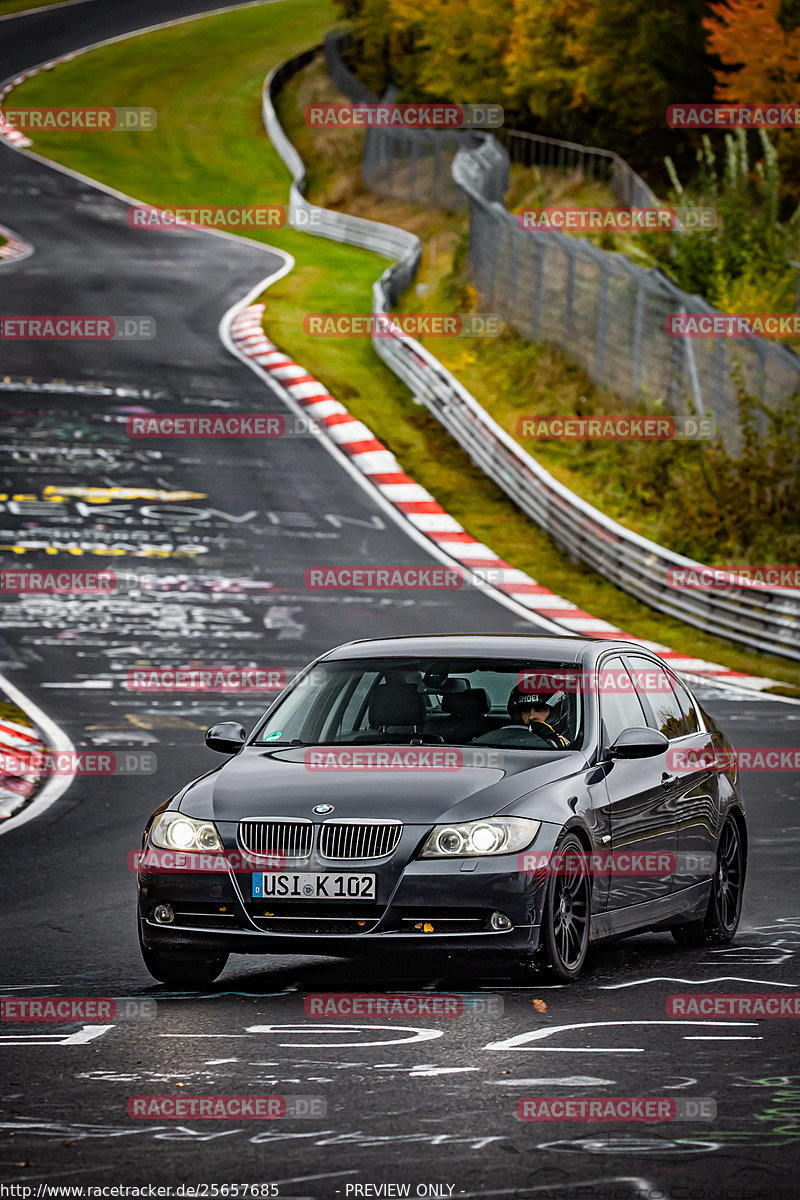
[252,657,583,750]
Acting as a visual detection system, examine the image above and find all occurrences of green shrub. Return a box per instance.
[641,131,800,339]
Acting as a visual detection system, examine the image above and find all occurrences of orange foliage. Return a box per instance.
[705,0,800,102]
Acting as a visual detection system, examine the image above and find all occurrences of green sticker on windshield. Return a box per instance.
[263,730,283,742]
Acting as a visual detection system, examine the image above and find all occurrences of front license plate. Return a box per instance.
[251,872,376,900]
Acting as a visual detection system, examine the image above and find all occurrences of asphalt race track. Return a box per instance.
[1,3,800,1197]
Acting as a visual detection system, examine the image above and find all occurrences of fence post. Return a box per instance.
[754,338,769,443]
[507,218,521,317]
[433,134,442,208]
[683,329,706,418]
[531,236,543,341]
[409,132,418,203]
[632,278,645,393]
[713,337,726,431]
[594,263,610,382]
[565,250,575,337]
[667,306,686,411]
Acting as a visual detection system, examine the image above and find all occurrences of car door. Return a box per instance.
[598,655,677,908]
[628,661,719,894]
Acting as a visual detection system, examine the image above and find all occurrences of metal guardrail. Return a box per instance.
[265,52,421,277]
[263,48,800,661]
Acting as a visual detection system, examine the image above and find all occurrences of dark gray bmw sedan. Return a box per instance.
[137,635,746,986]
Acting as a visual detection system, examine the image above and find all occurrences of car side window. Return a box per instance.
[598,657,648,748]
[671,675,701,734]
[625,656,690,740]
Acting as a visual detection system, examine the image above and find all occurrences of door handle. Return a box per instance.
[661,771,678,787]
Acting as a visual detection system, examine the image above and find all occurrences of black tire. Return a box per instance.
[671,814,745,947]
[535,831,592,981]
[139,927,229,986]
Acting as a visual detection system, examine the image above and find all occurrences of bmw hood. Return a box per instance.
[177,745,588,825]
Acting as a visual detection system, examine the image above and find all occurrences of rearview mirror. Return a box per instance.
[205,722,246,755]
[608,727,668,760]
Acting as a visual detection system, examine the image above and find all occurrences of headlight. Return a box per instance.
[150,812,222,852]
[419,817,539,858]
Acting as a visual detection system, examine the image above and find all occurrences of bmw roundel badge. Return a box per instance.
[313,803,334,814]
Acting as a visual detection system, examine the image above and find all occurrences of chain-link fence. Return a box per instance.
[499,128,660,210]
[324,31,380,105]
[456,147,800,447]
[363,126,475,212]
[325,31,800,449]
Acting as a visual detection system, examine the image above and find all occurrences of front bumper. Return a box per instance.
[137,835,552,958]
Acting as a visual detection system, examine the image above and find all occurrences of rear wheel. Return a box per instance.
[139,925,229,986]
[536,832,591,981]
[671,814,745,947]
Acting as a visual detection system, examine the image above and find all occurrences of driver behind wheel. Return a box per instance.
[507,687,569,747]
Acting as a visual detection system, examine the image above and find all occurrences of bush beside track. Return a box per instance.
[5,0,799,694]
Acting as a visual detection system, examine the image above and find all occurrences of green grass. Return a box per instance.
[0,699,34,729]
[0,0,76,14]
[7,3,800,695]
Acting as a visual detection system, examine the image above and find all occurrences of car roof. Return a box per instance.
[319,634,655,665]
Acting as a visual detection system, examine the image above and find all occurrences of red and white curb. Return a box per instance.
[0,666,75,837]
[0,62,37,249]
[0,221,33,263]
[0,65,44,147]
[0,716,48,820]
[0,52,84,149]
[0,116,32,148]
[230,304,778,692]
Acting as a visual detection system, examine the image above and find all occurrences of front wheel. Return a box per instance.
[671,814,745,947]
[139,927,229,986]
[536,832,592,981]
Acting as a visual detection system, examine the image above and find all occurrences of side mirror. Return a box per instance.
[608,727,668,760]
[205,721,246,755]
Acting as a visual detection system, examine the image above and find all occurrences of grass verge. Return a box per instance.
[0,0,77,14]
[6,7,800,694]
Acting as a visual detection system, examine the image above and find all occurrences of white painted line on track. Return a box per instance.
[0,1023,114,1045]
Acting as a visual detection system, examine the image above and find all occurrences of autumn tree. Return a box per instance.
[386,0,515,106]
[568,0,718,162]
[336,0,721,173]
[705,0,800,200]
[705,0,800,101]
[501,0,585,135]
